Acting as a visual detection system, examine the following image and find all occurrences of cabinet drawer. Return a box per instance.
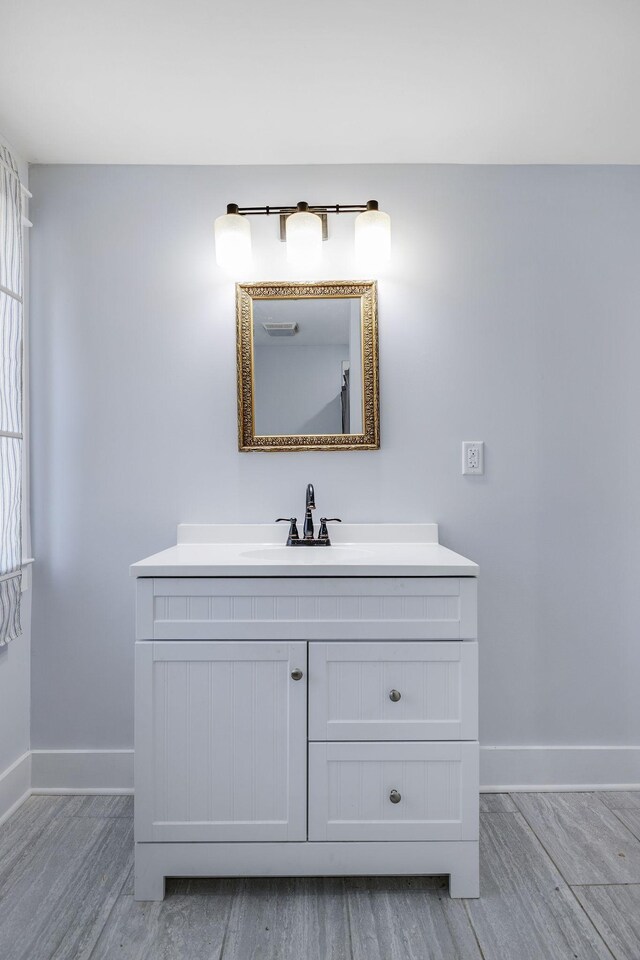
[309,642,477,741]
[308,741,479,841]
[137,577,477,641]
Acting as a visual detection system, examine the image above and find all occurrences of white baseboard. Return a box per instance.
[480,745,640,792]
[0,747,637,809]
[0,751,32,826]
[31,749,134,792]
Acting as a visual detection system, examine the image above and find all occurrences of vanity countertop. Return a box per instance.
[131,523,479,578]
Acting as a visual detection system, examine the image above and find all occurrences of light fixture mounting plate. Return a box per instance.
[279,212,328,242]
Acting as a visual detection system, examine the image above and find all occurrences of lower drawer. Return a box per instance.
[308,741,478,842]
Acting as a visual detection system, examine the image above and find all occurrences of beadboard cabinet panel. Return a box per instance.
[135,641,307,842]
[136,577,477,641]
[308,741,479,842]
[309,641,478,741]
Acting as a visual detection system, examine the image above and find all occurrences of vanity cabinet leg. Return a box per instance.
[134,845,166,901]
[449,843,480,899]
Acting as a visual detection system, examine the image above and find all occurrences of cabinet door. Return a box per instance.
[135,641,307,842]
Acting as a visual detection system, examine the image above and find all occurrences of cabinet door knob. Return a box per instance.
[389,789,402,804]
[389,689,401,702]
[291,669,303,681]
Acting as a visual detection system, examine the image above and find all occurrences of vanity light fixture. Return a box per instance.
[214,200,391,275]
[285,202,323,267]
[355,200,391,268]
[214,203,252,276]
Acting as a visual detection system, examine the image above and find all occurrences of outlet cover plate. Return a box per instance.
[462,441,484,475]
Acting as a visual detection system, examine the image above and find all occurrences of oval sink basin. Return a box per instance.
[239,545,370,562]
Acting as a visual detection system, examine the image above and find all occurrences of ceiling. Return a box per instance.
[2,0,640,165]
[252,298,353,346]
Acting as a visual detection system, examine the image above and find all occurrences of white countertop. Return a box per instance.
[131,524,479,578]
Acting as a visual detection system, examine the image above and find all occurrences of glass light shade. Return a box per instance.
[355,207,391,268]
[214,212,252,276]
[286,210,323,267]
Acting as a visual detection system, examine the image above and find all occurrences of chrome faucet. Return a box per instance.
[276,484,341,546]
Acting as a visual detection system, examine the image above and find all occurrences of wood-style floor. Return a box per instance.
[2,791,640,959]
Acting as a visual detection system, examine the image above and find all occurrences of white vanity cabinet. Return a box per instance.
[132,524,480,900]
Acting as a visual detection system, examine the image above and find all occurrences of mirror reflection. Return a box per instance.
[252,298,363,437]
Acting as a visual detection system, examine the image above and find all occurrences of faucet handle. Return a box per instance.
[276,518,299,543]
[318,517,342,542]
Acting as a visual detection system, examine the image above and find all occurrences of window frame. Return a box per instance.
[0,139,31,603]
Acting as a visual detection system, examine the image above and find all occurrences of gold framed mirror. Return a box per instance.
[236,280,379,452]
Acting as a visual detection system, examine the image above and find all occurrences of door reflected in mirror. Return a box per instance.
[236,281,379,451]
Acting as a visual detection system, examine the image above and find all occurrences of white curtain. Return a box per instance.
[0,145,23,645]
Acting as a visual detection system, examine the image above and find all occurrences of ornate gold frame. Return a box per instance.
[236,280,380,452]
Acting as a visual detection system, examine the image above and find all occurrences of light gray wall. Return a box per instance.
[29,164,640,755]
[0,133,30,778]
[254,344,345,435]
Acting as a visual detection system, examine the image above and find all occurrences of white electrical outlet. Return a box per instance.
[462,441,484,475]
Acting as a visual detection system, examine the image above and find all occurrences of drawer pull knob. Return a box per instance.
[389,789,402,804]
[291,669,304,681]
[389,689,401,702]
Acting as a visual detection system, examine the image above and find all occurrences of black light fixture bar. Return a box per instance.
[225,200,379,216]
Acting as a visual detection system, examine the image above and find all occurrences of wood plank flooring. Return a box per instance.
[1,791,640,959]
[512,792,640,884]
